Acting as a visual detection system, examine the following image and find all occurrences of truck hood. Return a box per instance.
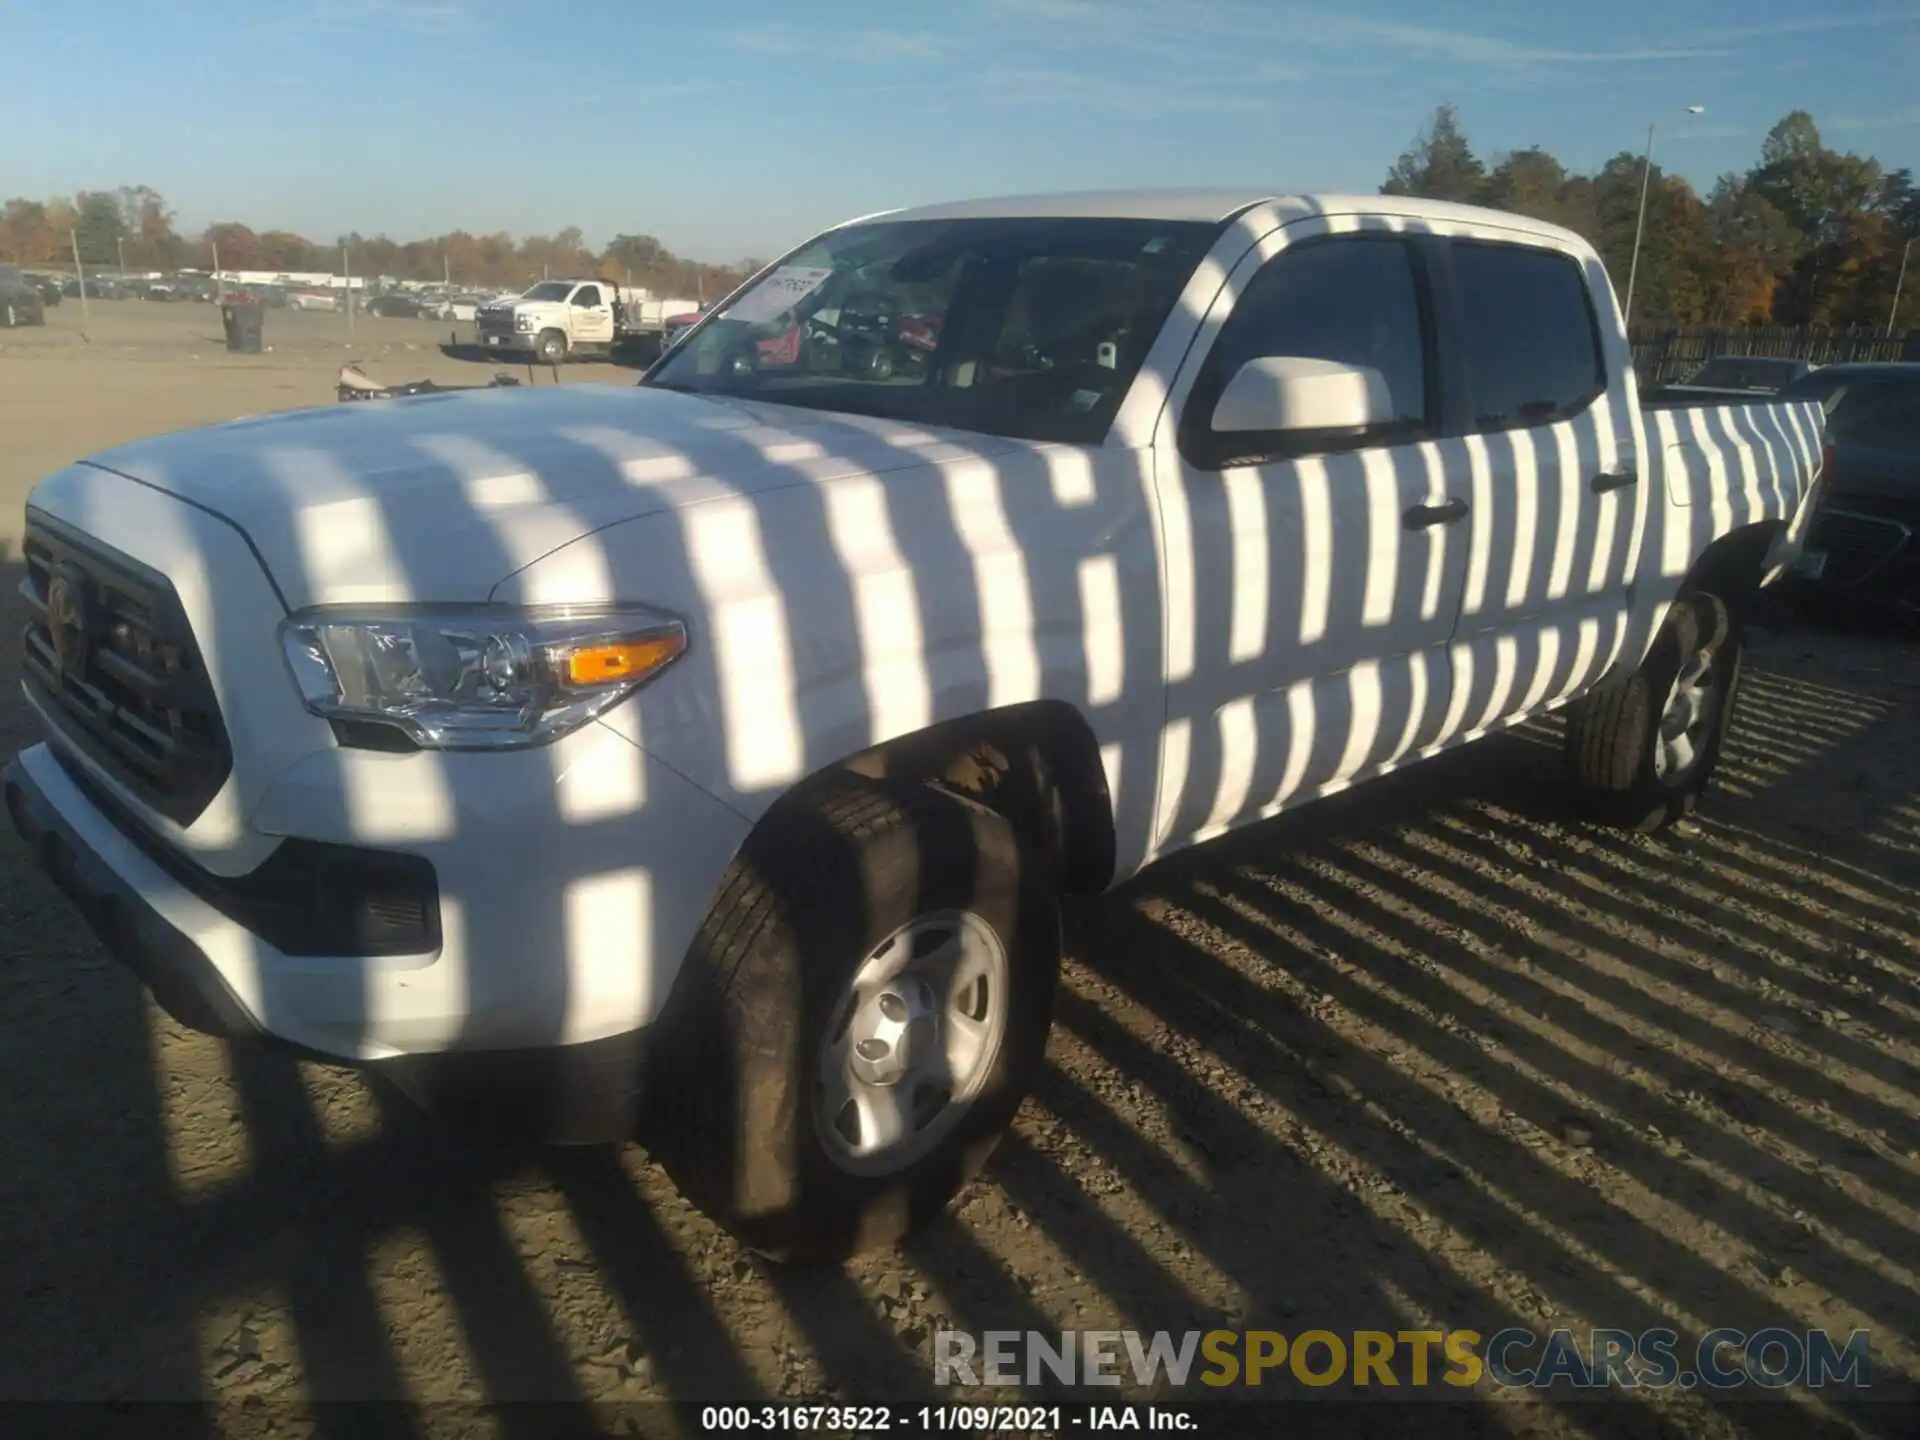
[81,385,1023,610]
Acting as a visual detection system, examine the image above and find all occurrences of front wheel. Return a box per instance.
[535,329,568,365]
[647,775,1060,1262]
[1565,592,1745,832]
[2,302,15,328]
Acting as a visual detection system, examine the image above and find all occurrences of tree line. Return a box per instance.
[0,187,759,300]
[1383,106,1918,332]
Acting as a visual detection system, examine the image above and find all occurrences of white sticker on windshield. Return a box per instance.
[722,266,834,325]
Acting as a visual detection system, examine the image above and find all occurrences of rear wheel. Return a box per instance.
[3,302,15,328]
[647,775,1060,1262]
[1565,592,1744,832]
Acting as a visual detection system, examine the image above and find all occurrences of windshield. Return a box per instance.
[523,281,573,302]
[1687,357,1805,391]
[644,216,1221,444]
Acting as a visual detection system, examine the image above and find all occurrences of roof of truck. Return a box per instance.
[871,188,1588,247]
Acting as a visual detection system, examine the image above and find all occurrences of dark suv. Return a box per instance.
[0,265,48,327]
[1779,362,1920,612]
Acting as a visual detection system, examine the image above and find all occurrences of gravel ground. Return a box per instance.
[1,303,1916,1439]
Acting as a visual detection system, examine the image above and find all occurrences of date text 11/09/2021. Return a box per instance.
[699,1406,1192,1433]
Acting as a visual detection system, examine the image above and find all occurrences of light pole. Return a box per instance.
[1623,103,1705,326]
[1888,237,1913,339]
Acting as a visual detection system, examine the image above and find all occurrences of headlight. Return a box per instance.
[279,604,687,750]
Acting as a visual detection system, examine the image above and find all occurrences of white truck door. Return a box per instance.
[1435,237,1644,731]
[571,283,616,344]
[1150,228,1471,855]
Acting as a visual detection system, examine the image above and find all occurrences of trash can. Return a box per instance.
[221,298,264,355]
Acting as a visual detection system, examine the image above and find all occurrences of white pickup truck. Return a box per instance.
[6,190,1829,1261]
[475,279,699,364]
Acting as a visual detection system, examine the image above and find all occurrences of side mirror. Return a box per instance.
[1212,356,1396,434]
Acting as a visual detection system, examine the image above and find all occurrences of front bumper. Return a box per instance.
[477,326,531,353]
[6,748,263,1043]
[4,720,753,1142]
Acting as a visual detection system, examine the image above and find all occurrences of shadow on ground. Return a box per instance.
[0,537,1914,1440]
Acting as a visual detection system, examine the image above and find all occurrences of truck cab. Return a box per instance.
[476,279,617,363]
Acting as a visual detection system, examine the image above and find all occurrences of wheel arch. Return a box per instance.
[747,700,1117,896]
[1678,519,1785,615]
[1608,519,1785,687]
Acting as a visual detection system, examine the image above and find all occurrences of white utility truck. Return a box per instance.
[7,190,1831,1261]
[474,279,699,363]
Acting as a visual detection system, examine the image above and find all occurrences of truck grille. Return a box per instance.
[18,512,232,825]
[1808,508,1911,586]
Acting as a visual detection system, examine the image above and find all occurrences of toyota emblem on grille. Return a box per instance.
[45,563,94,683]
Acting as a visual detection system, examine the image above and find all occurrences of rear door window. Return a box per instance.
[1448,241,1606,430]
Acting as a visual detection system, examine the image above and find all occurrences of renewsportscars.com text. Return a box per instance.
[934,1327,1874,1391]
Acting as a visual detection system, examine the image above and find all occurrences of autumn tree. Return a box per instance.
[202,222,268,271]
[1374,105,1916,332]
[116,186,185,269]
[72,191,129,266]
[257,230,324,272]
[0,199,58,264]
[1381,104,1486,203]
[1701,176,1802,324]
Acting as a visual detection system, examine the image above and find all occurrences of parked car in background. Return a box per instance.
[61,275,122,300]
[416,292,482,322]
[5,189,1830,1263]
[29,274,63,307]
[1675,354,1817,393]
[0,265,47,326]
[662,303,711,350]
[1778,361,1920,613]
[364,293,425,318]
[287,290,342,312]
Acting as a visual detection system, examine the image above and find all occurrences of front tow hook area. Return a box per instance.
[4,757,264,1043]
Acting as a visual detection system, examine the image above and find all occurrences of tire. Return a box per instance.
[3,302,14,328]
[868,346,895,380]
[647,773,1061,1262]
[1565,592,1745,833]
[535,329,568,365]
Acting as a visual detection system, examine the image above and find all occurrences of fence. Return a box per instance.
[1629,327,1920,384]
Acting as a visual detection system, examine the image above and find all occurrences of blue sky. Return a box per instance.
[3,0,1917,262]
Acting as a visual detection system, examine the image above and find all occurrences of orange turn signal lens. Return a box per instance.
[561,633,684,688]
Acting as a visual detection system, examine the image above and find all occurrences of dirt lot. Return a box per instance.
[1,301,1917,1438]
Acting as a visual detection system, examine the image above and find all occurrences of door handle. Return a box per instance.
[1403,497,1469,530]
[1590,469,1639,494]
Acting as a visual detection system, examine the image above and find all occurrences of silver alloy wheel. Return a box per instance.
[815,909,1010,1177]
[1654,647,1719,781]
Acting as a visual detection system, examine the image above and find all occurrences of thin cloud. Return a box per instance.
[294,0,472,33]
[1825,109,1920,133]
[1322,17,1725,65]
[724,24,948,62]
[985,0,1908,70]
[1678,13,1920,42]
[976,66,1276,115]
